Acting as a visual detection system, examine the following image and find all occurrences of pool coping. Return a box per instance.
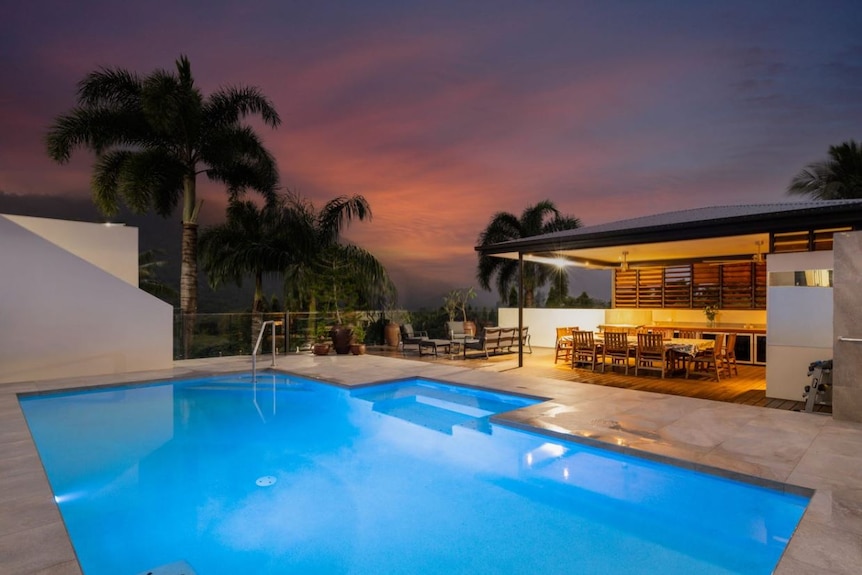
[2,354,861,574]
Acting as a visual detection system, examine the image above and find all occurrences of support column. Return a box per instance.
[833,231,862,422]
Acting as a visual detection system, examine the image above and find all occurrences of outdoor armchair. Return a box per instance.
[400,324,429,354]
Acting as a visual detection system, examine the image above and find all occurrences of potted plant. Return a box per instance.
[704,304,719,327]
[455,287,477,336]
[312,324,332,355]
[350,323,367,355]
[331,324,353,354]
[383,309,409,348]
[443,290,459,323]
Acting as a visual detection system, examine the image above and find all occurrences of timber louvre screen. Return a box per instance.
[613,262,766,309]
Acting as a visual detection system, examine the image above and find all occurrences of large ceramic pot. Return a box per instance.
[463,320,477,338]
[331,326,354,355]
[312,342,331,355]
[383,322,401,347]
[350,343,367,355]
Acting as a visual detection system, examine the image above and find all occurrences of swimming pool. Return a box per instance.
[20,374,809,574]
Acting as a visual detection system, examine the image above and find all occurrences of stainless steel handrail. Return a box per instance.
[252,320,283,381]
[838,336,862,343]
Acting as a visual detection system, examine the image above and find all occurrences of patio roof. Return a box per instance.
[475,200,862,269]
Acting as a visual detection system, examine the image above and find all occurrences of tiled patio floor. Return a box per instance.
[2,352,860,574]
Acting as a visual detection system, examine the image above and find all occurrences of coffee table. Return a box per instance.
[418,339,453,357]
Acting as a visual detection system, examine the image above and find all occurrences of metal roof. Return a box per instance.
[476,200,862,257]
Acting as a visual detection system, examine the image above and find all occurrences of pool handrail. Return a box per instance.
[252,320,282,381]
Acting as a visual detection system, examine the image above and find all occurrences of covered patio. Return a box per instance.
[475,200,862,416]
[372,344,830,413]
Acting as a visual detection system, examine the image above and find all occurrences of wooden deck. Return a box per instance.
[367,345,832,414]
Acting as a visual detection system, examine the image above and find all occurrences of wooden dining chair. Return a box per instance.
[635,332,667,378]
[554,326,578,364]
[601,331,632,374]
[571,329,600,371]
[671,330,701,372]
[688,333,725,381]
[649,328,677,370]
[718,332,738,377]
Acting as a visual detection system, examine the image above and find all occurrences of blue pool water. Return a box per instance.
[20,375,808,575]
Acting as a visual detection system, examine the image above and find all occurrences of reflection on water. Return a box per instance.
[20,375,808,575]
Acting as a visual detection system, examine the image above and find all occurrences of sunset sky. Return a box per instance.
[2,1,860,307]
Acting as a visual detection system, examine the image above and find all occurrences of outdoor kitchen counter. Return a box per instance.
[649,321,766,334]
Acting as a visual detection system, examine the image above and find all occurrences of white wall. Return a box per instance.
[498,307,768,349]
[766,251,834,401]
[4,214,139,286]
[0,215,173,384]
[498,308,605,348]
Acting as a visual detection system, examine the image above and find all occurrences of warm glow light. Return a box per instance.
[524,442,567,468]
[523,254,587,268]
[54,490,87,504]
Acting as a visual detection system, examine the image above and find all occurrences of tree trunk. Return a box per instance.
[251,272,264,352]
[180,222,198,358]
[523,265,537,308]
[180,174,199,358]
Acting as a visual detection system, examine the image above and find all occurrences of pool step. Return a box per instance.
[368,395,494,435]
[135,559,196,575]
[354,384,511,413]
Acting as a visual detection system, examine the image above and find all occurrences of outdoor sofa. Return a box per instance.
[462,326,531,359]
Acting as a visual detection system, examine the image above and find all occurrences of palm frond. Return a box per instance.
[46,107,148,161]
[91,150,135,215]
[206,86,281,128]
[520,200,560,235]
[317,195,372,243]
[787,140,862,200]
[77,67,142,108]
[475,200,581,303]
[142,69,203,143]
[203,125,279,199]
[93,149,184,216]
[476,212,520,246]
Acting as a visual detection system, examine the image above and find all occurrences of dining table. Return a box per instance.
[592,333,715,376]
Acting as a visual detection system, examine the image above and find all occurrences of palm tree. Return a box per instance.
[282,192,395,325]
[46,55,280,354]
[199,195,313,314]
[787,140,862,199]
[476,200,581,307]
[139,249,177,303]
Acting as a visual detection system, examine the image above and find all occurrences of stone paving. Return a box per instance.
[1,352,860,574]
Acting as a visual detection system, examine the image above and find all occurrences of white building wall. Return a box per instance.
[0,214,173,385]
[4,214,139,286]
[498,308,605,348]
[766,251,834,401]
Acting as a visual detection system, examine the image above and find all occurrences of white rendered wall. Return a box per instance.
[0,214,173,384]
[497,307,767,349]
[766,251,834,401]
[498,308,605,348]
[4,214,139,286]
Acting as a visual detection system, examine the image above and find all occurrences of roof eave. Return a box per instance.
[475,204,862,255]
